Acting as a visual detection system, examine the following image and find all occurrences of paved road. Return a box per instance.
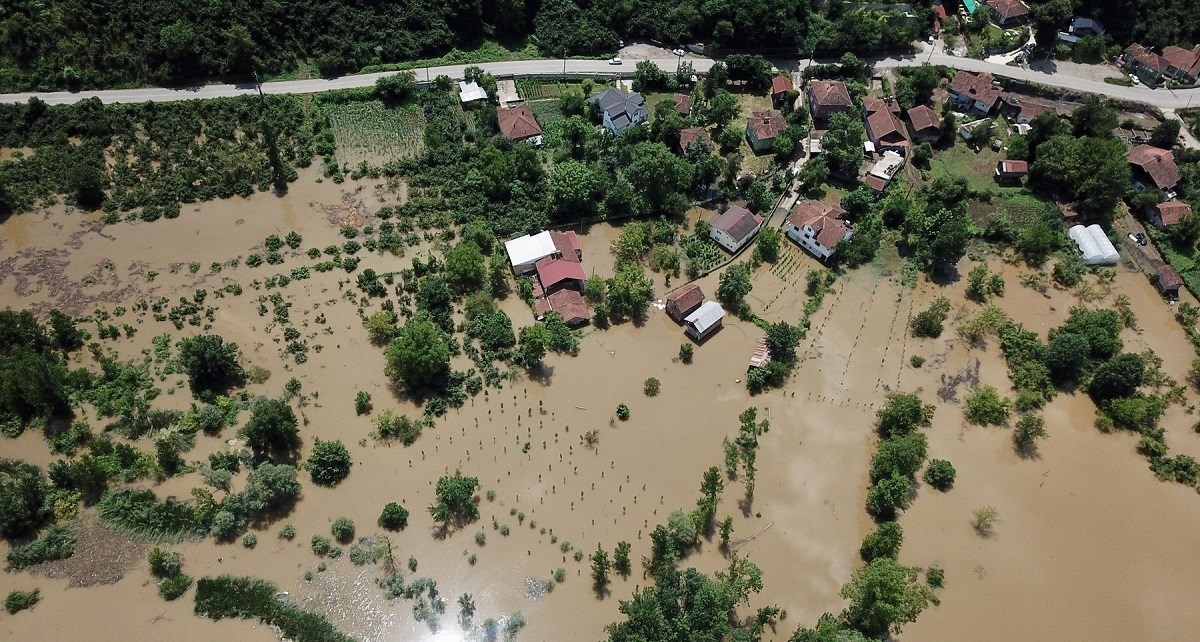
[1,54,1198,109]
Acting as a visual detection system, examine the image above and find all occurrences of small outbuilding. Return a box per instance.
[995,159,1028,184]
[1157,265,1183,300]
[1068,224,1119,266]
[459,80,488,105]
[666,283,706,322]
[684,301,725,341]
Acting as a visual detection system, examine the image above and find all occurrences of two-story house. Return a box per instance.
[785,200,853,261]
[588,88,648,135]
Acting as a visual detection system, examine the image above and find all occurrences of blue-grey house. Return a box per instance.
[589,88,647,135]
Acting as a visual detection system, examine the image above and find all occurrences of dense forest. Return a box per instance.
[0,0,926,92]
[1070,0,1200,50]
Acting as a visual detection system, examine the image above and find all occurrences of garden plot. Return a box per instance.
[327,102,426,166]
[516,79,563,101]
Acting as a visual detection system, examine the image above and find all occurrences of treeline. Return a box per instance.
[0,0,928,92]
[0,95,309,216]
[0,0,485,90]
[1072,0,1200,50]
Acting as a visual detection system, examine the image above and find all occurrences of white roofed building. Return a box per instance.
[1068,224,1118,266]
[684,301,725,340]
[505,231,558,274]
[459,80,488,105]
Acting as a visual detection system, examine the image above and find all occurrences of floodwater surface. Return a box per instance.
[2,175,1199,641]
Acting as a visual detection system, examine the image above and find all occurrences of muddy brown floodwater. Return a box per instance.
[2,171,1200,641]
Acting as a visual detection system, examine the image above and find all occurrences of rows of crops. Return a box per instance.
[516,79,563,101]
[530,100,566,126]
[327,102,426,166]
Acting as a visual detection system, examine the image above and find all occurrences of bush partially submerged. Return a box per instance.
[6,525,76,570]
[194,575,353,642]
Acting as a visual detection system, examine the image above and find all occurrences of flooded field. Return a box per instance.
[3,172,1200,641]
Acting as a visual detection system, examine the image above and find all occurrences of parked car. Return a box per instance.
[1130,75,1140,85]
[609,57,622,65]
[1128,232,1148,246]
[672,48,685,57]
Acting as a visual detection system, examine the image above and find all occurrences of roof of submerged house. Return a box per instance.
[788,200,850,248]
[711,206,763,243]
[535,256,587,287]
[666,283,705,312]
[685,301,725,334]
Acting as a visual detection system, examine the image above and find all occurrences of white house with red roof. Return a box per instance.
[785,200,853,261]
[709,206,763,253]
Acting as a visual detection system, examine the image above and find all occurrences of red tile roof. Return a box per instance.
[549,231,581,262]
[788,200,851,248]
[1158,265,1184,289]
[1125,44,1166,73]
[906,105,940,133]
[864,174,889,193]
[746,110,786,142]
[711,206,763,242]
[679,126,710,153]
[949,70,1002,109]
[865,103,908,146]
[673,94,693,116]
[1163,45,1200,78]
[997,160,1028,174]
[1157,201,1193,226]
[771,76,794,95]
[987,0,1029,21]
[1128,145,1180,190]
[496,104,542,141]
[535,256,586,288]
[543,288,590,325]
[809,80,853,108]
[666,283,705,320]
[862,98,901,115]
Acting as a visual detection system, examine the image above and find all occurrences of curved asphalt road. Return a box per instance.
[0,54,1197,109]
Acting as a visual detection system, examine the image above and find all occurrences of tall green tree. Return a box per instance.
[385,317,451,392]
[839,557,934,638]
[429,471,480,526]
[240,397,300,459]
[177,334,244,399]
[821,112,866,177]
[445,241,486,295]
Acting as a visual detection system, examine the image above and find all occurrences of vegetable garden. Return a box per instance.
[327,102,427,166]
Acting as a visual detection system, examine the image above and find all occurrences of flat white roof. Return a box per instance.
[869,151,904,179]
[685,300,725,333]
[505,231,557,267]
[459,80,488,103]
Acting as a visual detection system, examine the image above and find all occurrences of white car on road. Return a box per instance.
[609,57,622,65]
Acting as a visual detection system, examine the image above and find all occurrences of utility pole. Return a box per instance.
[676,50,683,75]
[563,48,569,80]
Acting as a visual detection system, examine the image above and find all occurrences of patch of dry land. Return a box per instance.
[3,168,1200,642]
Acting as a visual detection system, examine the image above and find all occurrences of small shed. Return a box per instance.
[1068,224,1119,266]
[458,80,488,105]
[1158,265,1183,300]
[666,283,705,322]
[684,301,725,340]
[748,336,772,369]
